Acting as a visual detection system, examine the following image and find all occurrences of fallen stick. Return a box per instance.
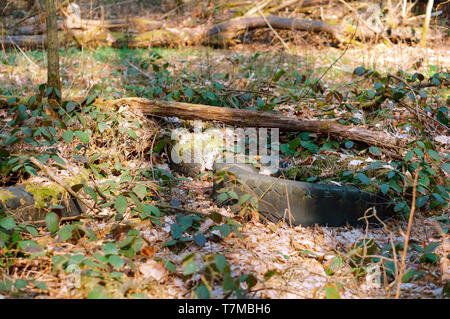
[28,156,96,213]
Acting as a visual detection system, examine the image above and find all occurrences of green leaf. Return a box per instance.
[344,141,354,149]
[219,224,231,237]
[416,141,426,149]
[65,101,78,113]
[87,288,109,299]
[414,148,424,159]
[0,217,16,230]
[355,172,370,185]
[195,285,210,299]
[427,149,440,162]
[45,212,59,234]
[97,122,108,133]
[416,195,429,208]
[214,254,227,274]
[380,184,389,195]
[143,204,160,217]
[133,184,147,200]
[242,274,257,288]
[300,141,319,153]
[441,162,450,174]
[7,97,17,106]
[34,281,47,291]
[402,268,419,283]
[23,166,37,176]
[354,66,366,76]
[102,242,119,255]
[432,193,446,204]
[108,255,125,269]
[183,260,197,275]
[162,259,176,273]
[324,285,341,299]
[404,150,413,162]
[127,129,138,140]
[45,87,53,96]
[63,130,73,143]
[194,233,206,247]
[115,195,128,214]
[237,194,251,205]
[184,87,194,100]
[222,273,236,291]
[227,191,238,200]
[58,225,75,241]
[369,147,381,156]
[84,95,96,106]
[14,279,27,290]
[83,185,97,203]
[325,256,342,275]
[217,193,228,201]
[74,130,90,144]
[51,155,65,166]
[25,225,38,236]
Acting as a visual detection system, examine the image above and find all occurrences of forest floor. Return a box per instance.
[1,41,448,299]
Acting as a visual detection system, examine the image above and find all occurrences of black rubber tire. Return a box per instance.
[213,163,394,227]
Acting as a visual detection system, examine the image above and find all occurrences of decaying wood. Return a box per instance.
[0,95,410,149]
[205,16,344,43]
[105,97,410,149]
[28,157,95,212]
[0,34,47,48]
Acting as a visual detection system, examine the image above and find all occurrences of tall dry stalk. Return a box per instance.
[395,168,421,299]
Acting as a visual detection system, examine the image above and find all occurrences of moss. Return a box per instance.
[63,169,89,186]
[24,183,65,209]
[0,190,16,204]
[133,30,180,44]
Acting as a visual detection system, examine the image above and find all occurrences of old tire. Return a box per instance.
[213,163,394,227]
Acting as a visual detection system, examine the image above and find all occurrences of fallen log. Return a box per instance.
[0,185,85,222]
[1,9,424,49]
[0,34,48,48]
[0,95,410,149]
[205,16,345,43]
[105,97,410,149]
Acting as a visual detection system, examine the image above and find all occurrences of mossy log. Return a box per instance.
[0,185,85,222]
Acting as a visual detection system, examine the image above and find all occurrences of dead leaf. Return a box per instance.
[140,246,156,257]
[139,260,168,282]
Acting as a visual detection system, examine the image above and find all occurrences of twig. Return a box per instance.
[395,167,421,299]
[301,21,358,98]
[125,59,153,80]
[412,80,450,89]
[24,214,107,225]
[256,6,291,52]
[385,74,448,131]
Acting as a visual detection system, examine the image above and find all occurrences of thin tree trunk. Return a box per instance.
[46,0,61,107]
[420,0,434,48]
